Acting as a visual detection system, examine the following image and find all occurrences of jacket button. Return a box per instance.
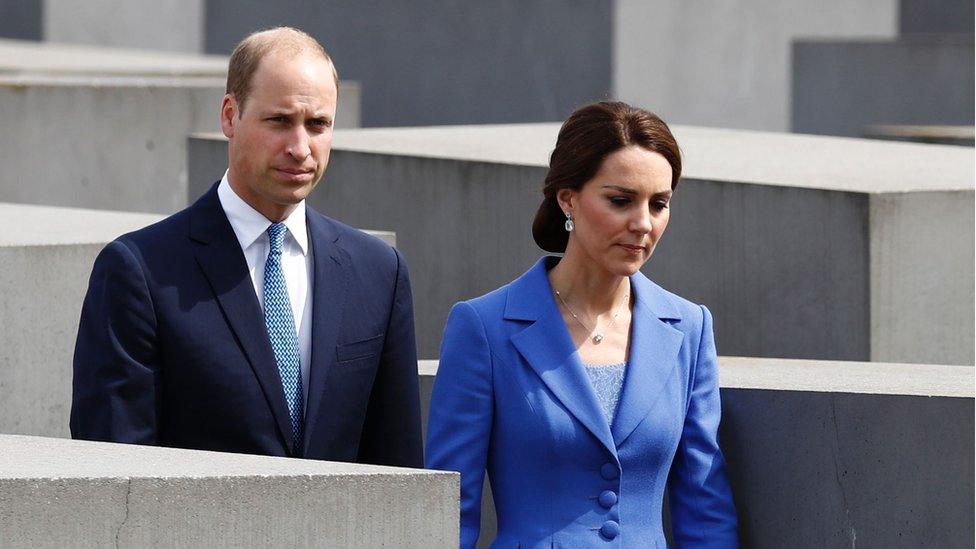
[600,520,620,539]
[598,490,618,509]
[600,463,619,480]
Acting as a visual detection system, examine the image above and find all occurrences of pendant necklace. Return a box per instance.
[554,288,630,345]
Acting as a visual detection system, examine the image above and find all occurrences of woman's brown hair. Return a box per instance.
[532,101,681,253]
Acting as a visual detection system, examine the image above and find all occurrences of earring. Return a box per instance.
[564,211,574,232]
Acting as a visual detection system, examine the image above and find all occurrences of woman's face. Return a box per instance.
[557,145,673,277]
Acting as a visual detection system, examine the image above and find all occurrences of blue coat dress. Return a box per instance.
[426,257,738,548]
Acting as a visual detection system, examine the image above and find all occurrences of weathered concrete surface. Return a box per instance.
[0,434,457,548]
[0,202,392,438]
[0,74,223,214]
[0,71,358,214]
[899,0,974,34]
[0,2,41,41]
[613,0,897,132]
[188,125,973,363]
[792,36,975,138]
[204,0,612,127]
[0,38,228,77]
[0,204,164,439]
[420,358,975,548]
[870,191,974,365]
[44,0,204,53]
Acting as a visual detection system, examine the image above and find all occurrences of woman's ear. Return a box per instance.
[556,188,576,215]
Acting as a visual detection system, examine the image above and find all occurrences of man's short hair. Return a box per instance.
[226,27,339,114]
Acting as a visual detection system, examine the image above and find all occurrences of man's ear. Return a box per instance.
[220,94,238,139]
[556,187,577,215]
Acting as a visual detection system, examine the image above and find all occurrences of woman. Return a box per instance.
[425,102,738,548]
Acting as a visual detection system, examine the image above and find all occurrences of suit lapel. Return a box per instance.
[301,212,347,452]
[188,184,293,450]
[611,273,684,447]
[507,258,617,457]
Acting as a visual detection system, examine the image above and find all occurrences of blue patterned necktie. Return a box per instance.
[264,222,304,453]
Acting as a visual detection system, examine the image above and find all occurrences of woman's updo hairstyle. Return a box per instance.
[531,101,681,253]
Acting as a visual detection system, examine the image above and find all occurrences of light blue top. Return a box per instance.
[582,362,626,424]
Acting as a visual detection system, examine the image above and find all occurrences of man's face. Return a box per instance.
[221,50,338,221]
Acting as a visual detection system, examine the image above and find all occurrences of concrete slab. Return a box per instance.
[420,358,975,548]
[0,71,358,214]
[613,0,898,132]
[793,36,975,138]
[44,0,204,53]
[0,434,457,547]
[204,0,612,127]
[0,202,393,438]
[188,125,973,363]
[0,38,228,77]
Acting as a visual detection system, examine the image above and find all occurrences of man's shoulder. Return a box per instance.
[307,207,400,266]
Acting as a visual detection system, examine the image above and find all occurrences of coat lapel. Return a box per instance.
[507,258,617,458]
[610,273,684,447]
[301,211,347,452]
[188,184,293,450]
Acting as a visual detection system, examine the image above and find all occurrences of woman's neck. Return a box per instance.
[548,248,630,316]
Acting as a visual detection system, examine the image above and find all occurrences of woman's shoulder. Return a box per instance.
[634,274,709,331]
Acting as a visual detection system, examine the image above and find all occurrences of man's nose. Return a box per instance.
[286,128,311,161]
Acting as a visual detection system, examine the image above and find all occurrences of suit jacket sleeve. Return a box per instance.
[70,240,160,444]
[425,301,493,549]
[668,305,739,547]
[356,247,424,467]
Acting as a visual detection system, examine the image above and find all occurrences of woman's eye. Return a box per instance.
[609,196,630,206]
[652,200,670,211]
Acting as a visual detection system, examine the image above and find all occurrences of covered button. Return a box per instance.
[600,520,620,540]
[599,463,619,480]
[598,490,618,509]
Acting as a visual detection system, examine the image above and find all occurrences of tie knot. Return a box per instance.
[267,222,287,255]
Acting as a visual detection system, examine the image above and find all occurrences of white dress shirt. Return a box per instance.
[217,172,313,413]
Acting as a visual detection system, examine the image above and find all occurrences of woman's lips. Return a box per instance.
[619,243,647,255]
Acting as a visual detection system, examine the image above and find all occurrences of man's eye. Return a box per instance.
[267,116,287,123]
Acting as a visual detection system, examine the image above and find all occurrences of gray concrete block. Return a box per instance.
[204,0,612,127]
[0,74,224,214]
[870,191,974,365]
[43,0,204,53]
[0,202,393,438]
[0,434,458,547]
[899,0,974,34]
[0,1,41,41]
[0,203,164,438]
[419,357,974,548]
[792,36,975,137]
[188,124,974,364]
[613,0,897,132]
[0,70,358,214]
[0,38,228,77]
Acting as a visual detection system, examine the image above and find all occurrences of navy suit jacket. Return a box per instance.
[71,184,423,467]
[426,257,737,548]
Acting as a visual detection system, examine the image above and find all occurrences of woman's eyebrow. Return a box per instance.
[602,185,637,195]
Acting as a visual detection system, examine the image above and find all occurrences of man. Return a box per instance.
[70,27,422,467]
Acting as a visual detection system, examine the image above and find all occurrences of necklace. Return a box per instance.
[554,288,630,345]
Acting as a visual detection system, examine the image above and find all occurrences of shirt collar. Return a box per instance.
[217,171,309,255]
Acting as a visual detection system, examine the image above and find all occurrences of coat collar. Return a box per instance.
[189,183,347,456]
[506,257,685,454]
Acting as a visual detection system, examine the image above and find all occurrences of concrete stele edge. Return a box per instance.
[419,358,974,398]
[0,435,453,480]
[194,126,974,194]
[0,202,394,248]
